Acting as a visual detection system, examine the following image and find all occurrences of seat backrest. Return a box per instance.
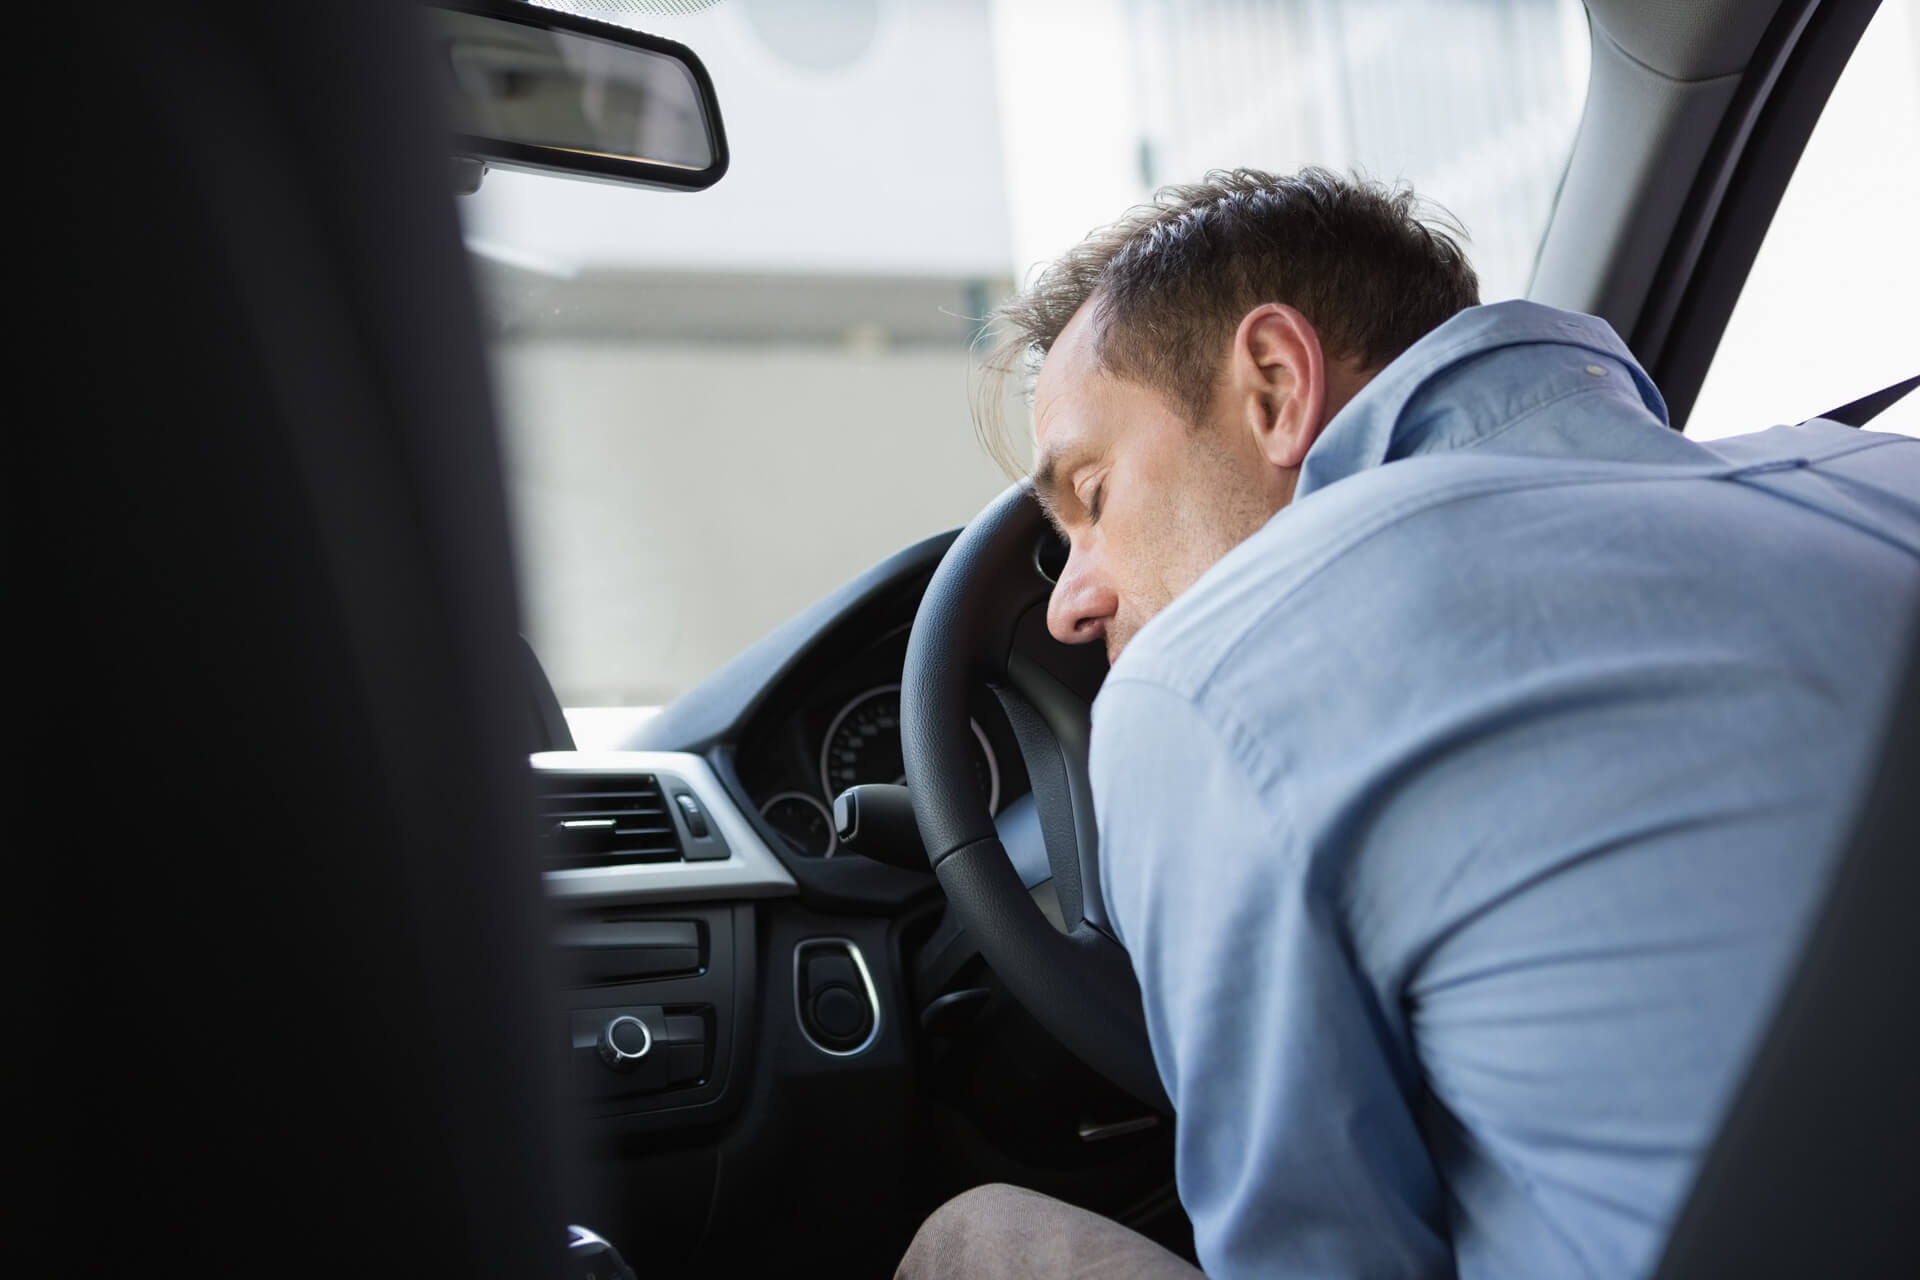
[35,3,568,1273]
[1653,606,1920,1277]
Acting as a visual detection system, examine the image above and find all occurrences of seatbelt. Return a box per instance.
[1811,372,1919,427]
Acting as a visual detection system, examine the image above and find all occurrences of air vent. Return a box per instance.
[537,772,683,870]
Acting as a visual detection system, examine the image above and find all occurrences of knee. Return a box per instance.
[916,1181,1033,1241]
[897,1183,1033,1277]
[938,1182,1030,1219]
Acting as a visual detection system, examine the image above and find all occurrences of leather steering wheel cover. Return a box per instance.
[903,483,1040,864]
[902,482,1170,1112]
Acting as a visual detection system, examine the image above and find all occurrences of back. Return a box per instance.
[1095,385,1920,1277]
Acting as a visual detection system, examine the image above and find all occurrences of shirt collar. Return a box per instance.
[1294,300,1670,501]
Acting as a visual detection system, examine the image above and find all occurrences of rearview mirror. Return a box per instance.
[428,0,727,191]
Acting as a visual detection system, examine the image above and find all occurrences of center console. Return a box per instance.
[559,902,756,1131]
[532,746,798,1133]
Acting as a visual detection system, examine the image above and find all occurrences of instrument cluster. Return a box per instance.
[739,626,1019,859]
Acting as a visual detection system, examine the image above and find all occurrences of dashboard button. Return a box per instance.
[665,1044,706,1086]
[794,939,880,1056]
[672,792,710,838]
[809,986,867,1043]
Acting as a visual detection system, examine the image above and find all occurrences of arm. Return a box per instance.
[1092,677,1452,1278]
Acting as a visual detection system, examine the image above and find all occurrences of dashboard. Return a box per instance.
[733,621,1030,860]
[523,528,1177,1272]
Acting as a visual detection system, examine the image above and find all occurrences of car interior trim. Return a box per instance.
[792,937,884,1058]
[1624,0,1824,373]
[536,750,798,902]
[1005,647,1114,936]
[1079,1116,1162,1143]
[1531,14,1745,334]
[1635,0,1882,428]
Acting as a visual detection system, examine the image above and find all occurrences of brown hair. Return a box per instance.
[977,167,1480,475]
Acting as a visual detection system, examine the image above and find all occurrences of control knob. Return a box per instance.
[596,1015,653,1071]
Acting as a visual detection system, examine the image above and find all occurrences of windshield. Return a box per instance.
[468,0,1593,723]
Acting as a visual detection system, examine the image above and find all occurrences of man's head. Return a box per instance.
[985,167,1478,660]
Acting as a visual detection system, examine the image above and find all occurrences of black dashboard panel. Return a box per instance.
[633,529,1023,913]
[538,527,1182,1272]
[546,519,1086,920]
[558,903,755,1134]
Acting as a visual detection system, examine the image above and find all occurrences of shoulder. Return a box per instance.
[1110,444,1780,763]
[1114,451,1591,695]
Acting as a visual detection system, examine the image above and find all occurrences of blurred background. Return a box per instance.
[463,0,1916,732]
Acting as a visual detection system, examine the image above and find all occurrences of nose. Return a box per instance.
[1047,543,1117,647]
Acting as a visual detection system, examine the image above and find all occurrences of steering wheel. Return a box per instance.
[901,482,1170,1112]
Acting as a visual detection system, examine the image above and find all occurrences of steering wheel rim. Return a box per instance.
[901,482,1169,1112]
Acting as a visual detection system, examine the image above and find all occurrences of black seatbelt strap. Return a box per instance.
[1812,372,1919,427]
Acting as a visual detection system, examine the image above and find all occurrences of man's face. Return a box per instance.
[1031,304,1290,662]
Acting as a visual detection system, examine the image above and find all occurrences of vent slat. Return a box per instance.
[541,789,667,801]
[551,849,680,869]
[536,804,670,816]
[542,812,670,822]
[534,770,684,870]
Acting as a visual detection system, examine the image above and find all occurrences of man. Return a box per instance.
[898,169,1920,1278]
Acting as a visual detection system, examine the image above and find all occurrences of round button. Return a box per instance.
[597,1015,653,1070]
[810,985,866,1043]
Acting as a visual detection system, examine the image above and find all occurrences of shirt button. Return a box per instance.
[1585,363,1608,377]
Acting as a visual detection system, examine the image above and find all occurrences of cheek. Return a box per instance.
[1117,467,1236,612]
[1102,500,1179,609]
[1101,422,1220,602]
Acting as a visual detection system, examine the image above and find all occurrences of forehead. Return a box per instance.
[1033,304,1124,456]
[1034,303,1102,409]
[1032,303,1179,475]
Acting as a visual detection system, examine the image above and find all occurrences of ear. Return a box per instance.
[1228,303,1328,470]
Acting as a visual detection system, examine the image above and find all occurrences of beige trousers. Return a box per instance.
[896,1183,1205,1280]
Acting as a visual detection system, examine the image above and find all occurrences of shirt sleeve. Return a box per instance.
[1091,676,1453,1279]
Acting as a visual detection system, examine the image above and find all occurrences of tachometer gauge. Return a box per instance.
[819,684,1000,814]
[759,791,836,858]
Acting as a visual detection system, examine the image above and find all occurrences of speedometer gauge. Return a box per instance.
[819,684,1000,814]
[759,791,836,858]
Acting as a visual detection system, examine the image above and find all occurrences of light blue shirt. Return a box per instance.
[1089,300,1920,1279]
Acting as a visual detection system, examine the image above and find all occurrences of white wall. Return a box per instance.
[988,0,1591,300]
[496,339,1014,706]
[988,0,1147,283]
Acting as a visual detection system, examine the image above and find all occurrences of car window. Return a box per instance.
[1688,0,1920,440]
[470,0,1593,726]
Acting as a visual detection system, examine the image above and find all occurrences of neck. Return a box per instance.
[1321,361,1377,426]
